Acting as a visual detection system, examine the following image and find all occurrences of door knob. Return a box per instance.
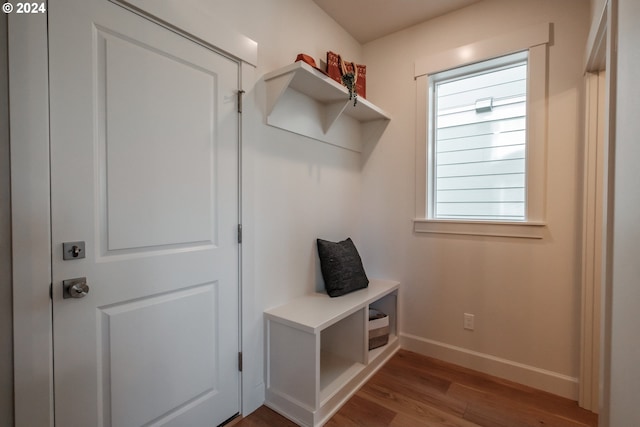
[63,277,89,299]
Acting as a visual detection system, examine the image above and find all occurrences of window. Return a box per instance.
[414,23,550,238]
[430,52,528,221]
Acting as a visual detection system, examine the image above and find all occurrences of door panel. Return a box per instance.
[103,284,218,426]
[101,29,218,251]
[49,1,240,426]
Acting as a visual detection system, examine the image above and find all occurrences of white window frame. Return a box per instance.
[414,23,550,239]
[430,51,529,222]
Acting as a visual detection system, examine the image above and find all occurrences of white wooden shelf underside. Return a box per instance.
[263,61,391,152]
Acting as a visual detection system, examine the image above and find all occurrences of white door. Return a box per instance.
[49,1,241,426]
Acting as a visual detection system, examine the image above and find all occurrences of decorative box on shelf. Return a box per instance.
[368,308,389,350]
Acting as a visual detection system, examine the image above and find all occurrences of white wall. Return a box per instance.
[186,0,364,298]
[590,0,607,32]
[0,10,13,426]
[606,0,640,423]
[183,0,366,414]
[359,0,590,398]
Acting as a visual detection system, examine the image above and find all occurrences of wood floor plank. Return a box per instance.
[367,369,468,418]
[445,373,598,426]
[358,381,480,427]
[387,412,476,427]
[323,394,396,427]
[234,350,598,427]
[389,350,595,423]
[378,356,452,394]
[461,392,590,427]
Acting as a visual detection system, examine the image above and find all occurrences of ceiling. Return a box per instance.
[312,0,482,44]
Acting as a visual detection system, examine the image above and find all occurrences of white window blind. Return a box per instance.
[432,53,528,221]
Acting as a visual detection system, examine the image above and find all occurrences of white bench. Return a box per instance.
[264,279,400,427]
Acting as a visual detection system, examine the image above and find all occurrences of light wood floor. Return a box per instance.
[232,350,598,427]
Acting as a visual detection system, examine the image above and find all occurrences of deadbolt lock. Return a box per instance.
[63,241,86,260]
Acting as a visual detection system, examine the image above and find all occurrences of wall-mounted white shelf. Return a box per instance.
[264,279,399,427]
[263,61,391,152]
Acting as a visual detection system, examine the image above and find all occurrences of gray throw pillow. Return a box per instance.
[317,237,369,297]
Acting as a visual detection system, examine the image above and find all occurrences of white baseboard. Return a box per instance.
[400,333,578,400]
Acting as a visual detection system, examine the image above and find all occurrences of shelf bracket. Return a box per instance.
[266,72,296,117]
[362,119,391,145]
[323,101,349,134]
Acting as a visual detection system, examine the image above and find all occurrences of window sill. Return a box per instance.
[413,219,547,239]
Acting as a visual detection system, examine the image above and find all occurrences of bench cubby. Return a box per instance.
[264,279,400,427]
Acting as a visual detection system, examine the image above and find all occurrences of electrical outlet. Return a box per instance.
[464,313,475,331]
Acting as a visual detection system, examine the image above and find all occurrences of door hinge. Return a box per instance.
[238,352,243,372]
[49,283,53,300]
[237,90,245,114]
[237,224,242,244]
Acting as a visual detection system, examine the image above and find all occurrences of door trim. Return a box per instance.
[9,7,257,426]
[579,71,604,412]
[9,11,53,427]
[579,0,615,416]
[108,0,257,66]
